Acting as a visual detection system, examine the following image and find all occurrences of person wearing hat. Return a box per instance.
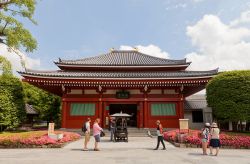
[154,120,166,150]
[201,123,210,155]
[209,122,221,156]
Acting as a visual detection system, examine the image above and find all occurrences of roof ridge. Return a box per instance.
[55,50,189,66]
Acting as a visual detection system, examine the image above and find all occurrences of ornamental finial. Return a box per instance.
[134,47,139,51]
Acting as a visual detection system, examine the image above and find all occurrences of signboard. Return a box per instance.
[179,119,189,132]
[48,123,55,135]
[116,91,130,99]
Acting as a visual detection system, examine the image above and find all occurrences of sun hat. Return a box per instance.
[205,123,210,127]
[211,122,218,128]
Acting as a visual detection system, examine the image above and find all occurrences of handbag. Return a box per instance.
[100,131,105,137]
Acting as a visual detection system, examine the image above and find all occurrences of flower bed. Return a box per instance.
[0,131,81,148]
[163,129,250,149]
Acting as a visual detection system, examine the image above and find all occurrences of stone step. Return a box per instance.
[61,128,153,137]
[60,128,173,137]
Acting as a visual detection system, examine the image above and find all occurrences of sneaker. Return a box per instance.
[153,148,158,150]
[162,148,166,150]
[82,148,88,151]
[94,148,100,151]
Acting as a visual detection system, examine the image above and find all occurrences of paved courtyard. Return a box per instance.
[0,137,249,164]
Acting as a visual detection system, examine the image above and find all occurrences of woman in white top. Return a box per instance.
[209,122,221,156]
[201,123,210,155]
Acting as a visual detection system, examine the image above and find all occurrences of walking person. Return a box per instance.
[209,122,221,156]
[154,120,166,150]
[201,123,210,155]
[93,118,103,151]
[82,118,91,151]
[109,117,115,141]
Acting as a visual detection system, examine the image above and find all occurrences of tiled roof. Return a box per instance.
[25,104,38,115]
[184,95,207,109]
[20,69,218,79]
[55,50,189,66]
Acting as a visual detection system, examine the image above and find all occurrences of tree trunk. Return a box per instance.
[229,121,233,131]
[246,122,250,132]
[232,121,238,131]
[239,121,243,131]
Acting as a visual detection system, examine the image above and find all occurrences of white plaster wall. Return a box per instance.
[68,89,82,94]
[84,89,97,94]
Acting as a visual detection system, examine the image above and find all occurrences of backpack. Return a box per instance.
[82,123,87,133]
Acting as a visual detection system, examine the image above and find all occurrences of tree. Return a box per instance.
[0,55,12,75]
[22,82,61,127]
[0,0,37,52]
[0,56,25,130]
[206,70,250,131]
[0,74,26,130]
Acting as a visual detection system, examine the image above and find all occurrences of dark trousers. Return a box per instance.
[156,136,165,149]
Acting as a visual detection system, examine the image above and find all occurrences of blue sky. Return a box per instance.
[2,0,250,71]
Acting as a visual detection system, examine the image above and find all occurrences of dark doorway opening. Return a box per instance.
[109,104,137,127]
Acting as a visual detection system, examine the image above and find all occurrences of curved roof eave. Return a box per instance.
[54,63,191,68]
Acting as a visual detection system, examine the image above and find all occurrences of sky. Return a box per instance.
[1,0,250,73]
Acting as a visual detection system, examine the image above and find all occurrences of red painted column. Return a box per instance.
[143,93,148,128]
[179,94,184,118]
[61,98,67,128]
[98,92,104,127]
[139,102,143,128]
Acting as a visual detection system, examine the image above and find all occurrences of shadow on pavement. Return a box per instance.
[188,153,206,156]
[71,148,84,151]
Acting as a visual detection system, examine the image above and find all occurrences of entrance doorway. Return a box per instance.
[109,104,137,127]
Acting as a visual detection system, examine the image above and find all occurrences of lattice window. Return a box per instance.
[70,103,96,116]
[151,103,176,116]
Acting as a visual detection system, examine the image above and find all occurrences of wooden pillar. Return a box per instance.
[139,102,143,128]
[98,92,103,127]
[61,99,67,128]
[179,94,184,119]
[143,93,148,128]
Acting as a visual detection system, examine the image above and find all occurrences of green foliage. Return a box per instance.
[206,70,250,122]
[22,82,61,126]
[0,0,37,52]
[0,74,25,129]
[0,55,12,75]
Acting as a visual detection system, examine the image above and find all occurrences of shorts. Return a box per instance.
[84,133,90,142]
[209,139,221,148]
[202,138,208,143]
[94,134,100,142]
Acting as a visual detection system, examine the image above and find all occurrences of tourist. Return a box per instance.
[83,118,91,151]
[201,123,210,155]
[209,122,221,156]
[154,120,166,150]
[93,118,103,151]
[109,117,116,141]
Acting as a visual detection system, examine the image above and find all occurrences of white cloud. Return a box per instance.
[119,44,170,59]
[166,3,187,11]
[0,44,40,75]
[230,10,250,27]
[192,0,204,2]
[185,14,250,71]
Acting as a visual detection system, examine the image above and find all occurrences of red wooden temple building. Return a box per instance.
[19,50,218,129]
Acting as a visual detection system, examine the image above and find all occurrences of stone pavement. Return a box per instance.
[0,137,250,164]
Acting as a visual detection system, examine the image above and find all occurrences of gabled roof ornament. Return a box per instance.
[133,47,139,51]
[110,48,115,52]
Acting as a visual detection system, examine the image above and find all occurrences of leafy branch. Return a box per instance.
[0,0,37,52]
